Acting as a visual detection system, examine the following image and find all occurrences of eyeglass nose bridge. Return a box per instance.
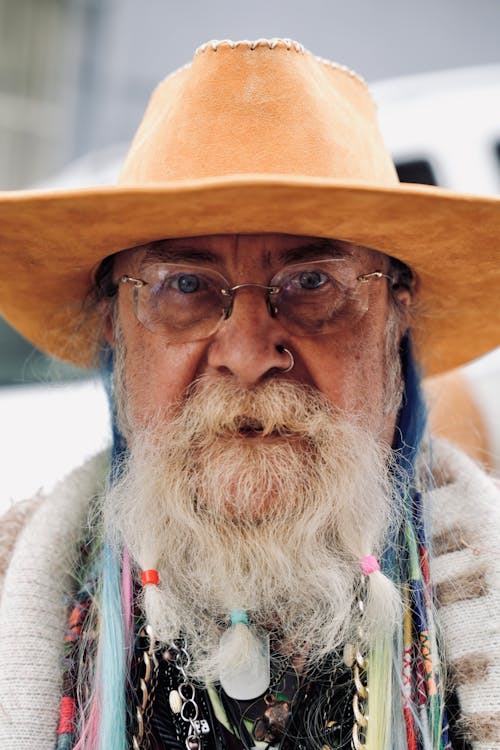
[220,282,281,320]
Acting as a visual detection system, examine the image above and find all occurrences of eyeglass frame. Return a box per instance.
[118,257,395,340]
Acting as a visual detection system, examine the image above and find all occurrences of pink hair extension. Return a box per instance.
[121,547,134,660]
[72,685,101,749]
[73,545,133,749]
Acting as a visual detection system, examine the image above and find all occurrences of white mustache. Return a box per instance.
[157,375,343,444]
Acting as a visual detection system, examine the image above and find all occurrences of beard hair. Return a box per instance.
[104,372,403,683]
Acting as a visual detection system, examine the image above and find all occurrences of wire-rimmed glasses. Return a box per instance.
[119,258,393,343]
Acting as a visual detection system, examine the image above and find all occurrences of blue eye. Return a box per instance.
[298,270,328,289]
[176,274,201,293]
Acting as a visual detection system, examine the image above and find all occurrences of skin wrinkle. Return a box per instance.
[100,232,412,685]
[109,233,411,444]
[138,237,349,268]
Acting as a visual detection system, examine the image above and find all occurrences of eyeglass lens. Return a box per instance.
[131,260,376,342]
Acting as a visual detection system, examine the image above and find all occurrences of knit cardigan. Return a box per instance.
[0,442,498,749]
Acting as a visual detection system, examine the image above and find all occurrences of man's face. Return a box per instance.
[106,233,406,673]
[111,233,404,443]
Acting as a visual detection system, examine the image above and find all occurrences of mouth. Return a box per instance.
[235,416,266,437]
[232,416,295,439]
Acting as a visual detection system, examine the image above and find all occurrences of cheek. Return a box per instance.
[316,341,385,402]
[116,306,204,429]
[297,313,391,425]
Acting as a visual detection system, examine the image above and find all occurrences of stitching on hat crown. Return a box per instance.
[194,38,367,88]
[159,39,368,93]
[196,38,305,54]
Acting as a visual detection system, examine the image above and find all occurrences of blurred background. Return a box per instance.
[3,0,500,191]
[1,0,500,507]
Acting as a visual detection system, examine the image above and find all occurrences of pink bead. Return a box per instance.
[359,555,380,575]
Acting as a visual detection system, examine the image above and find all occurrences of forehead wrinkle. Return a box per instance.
[142,242,219,265]
[231,236,355,270]
[277,239,354,265]
[136,236,362,271]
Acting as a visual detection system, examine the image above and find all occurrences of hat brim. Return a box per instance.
[1,175,499,374]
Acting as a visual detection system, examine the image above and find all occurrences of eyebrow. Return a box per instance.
[141,238,353,267]
[277,239,353,264]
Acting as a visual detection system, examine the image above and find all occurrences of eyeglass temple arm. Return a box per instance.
[120,275,147,288]
[356,271,395,284]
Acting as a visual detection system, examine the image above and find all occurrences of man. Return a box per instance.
[0,38,499,750]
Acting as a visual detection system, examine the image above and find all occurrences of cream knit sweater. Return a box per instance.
[0,443,498,749]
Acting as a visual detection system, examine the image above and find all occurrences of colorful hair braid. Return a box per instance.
[371,334,450,750]
[59,336,451,749]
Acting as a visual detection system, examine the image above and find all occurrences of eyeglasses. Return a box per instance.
[119,259,393,343]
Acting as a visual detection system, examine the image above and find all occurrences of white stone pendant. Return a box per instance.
[218,621,270,700]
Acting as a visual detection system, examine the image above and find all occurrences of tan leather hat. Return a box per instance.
[0,38,499,372]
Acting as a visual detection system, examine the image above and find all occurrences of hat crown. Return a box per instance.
[5,38,498,374]
[119,39,399,187]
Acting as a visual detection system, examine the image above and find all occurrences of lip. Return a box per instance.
[217,417,298,439]
[235,416,264,431]
[237,427,268,438]
[236,427,298,439]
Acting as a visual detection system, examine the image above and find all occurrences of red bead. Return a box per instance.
[141,569,160,586]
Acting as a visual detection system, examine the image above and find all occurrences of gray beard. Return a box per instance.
[104,376,402,683]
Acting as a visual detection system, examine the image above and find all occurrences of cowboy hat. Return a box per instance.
[0,38,499,374]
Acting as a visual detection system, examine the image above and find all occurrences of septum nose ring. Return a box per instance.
[276,345,294,373]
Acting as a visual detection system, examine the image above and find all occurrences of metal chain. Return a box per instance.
[132,624,160,750]
[351,647,368,749]
[269,654,290,693]
[167,639,210,750]
[344,598,369,750]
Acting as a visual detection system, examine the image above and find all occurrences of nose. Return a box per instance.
[206,286,291,387]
